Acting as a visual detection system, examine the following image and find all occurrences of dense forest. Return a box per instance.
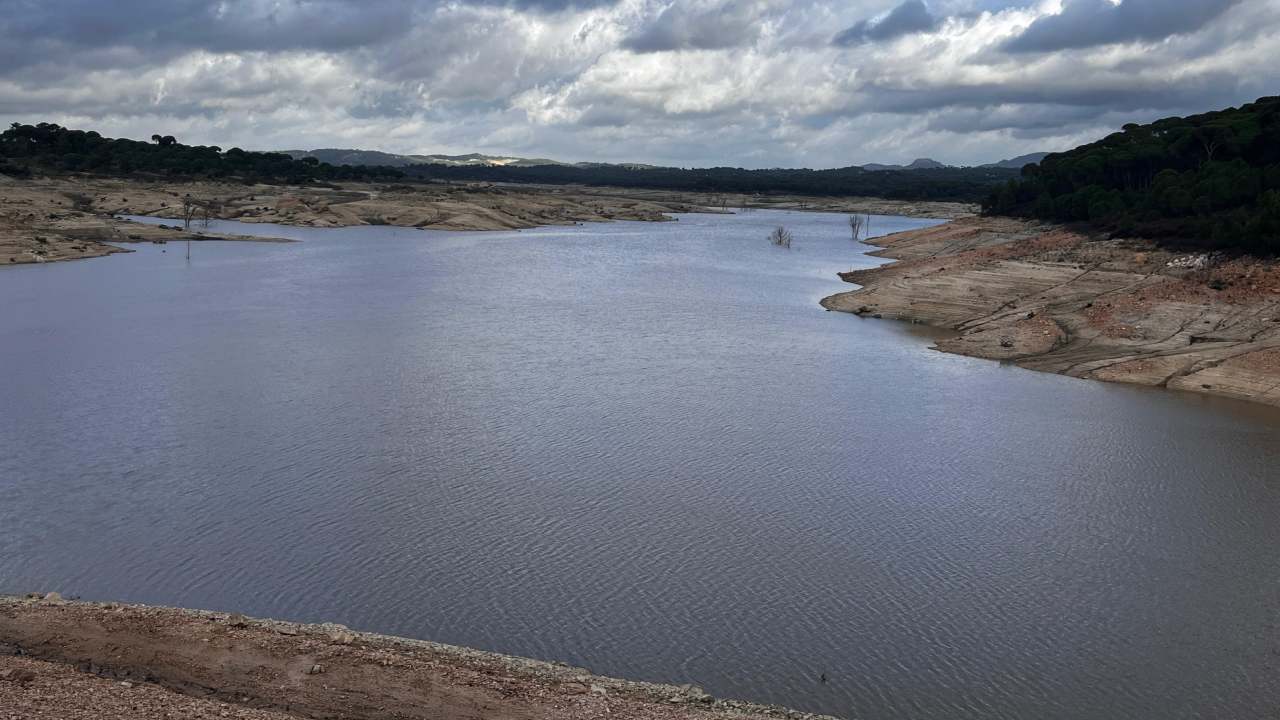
[0,123,405,183]
[984,96,1280,253]
[0,121,1019,203]
[401,162,1017,202]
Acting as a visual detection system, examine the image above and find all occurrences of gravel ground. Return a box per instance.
[1,595,835,720]
[0,655,298,720]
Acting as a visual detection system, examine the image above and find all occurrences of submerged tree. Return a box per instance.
[180,195,199,231]
[848,214,866,240]
[769,226,793,248]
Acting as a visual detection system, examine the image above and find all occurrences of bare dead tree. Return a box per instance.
[769,226,793,248]
[180,195,198,231]
[848,214,865,240]
[708,194,730,211]
[849,213,873,240]
[198,199,222,229]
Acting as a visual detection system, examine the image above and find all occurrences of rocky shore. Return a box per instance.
[822,216,1280,408]
[0,595,834,720]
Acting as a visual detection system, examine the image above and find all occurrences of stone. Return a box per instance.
[678,683,713,704]
[41,592,65,604]
[328,628,356,645]
[306,664,325,675]
[0,668,36,683]
[227,614,249,628]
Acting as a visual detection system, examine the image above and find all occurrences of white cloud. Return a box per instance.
[0,0,1274,167]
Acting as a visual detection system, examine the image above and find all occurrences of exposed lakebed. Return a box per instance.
[3,210,1280,719]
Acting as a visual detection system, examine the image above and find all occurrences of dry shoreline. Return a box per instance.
[822,216,1280,409]
[0,174,972,266]
[0,594,833,720]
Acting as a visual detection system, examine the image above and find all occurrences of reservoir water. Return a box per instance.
[2,209,1279,719]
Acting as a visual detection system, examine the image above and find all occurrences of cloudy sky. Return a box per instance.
[1,0,1275,167]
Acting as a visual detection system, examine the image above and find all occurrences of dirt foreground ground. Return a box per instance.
[0,173,970,266]
[823,216,1280,408]
[0,595,833,720]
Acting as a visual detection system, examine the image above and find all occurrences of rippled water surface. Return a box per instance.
[4,209,1280,719]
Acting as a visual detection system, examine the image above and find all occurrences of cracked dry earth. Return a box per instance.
[821,216,1280,407]
[0,596,833,720]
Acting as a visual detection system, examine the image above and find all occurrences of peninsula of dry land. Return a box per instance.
[823,216,1280,408]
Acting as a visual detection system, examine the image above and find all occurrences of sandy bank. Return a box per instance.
[0,595,833,720]
[1,174,973,266]
[821,216,1280,408]
[0,175,704,266]
[0,176,296,266]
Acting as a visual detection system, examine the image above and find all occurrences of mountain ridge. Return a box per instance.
[979,152,1051,169]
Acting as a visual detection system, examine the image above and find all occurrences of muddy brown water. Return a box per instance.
[3,210,1280,720]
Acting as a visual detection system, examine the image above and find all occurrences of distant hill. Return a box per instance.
[861,155,1052,171]
[0,122,1020,203]
[861,158,948,171]
[282,148,568,168]
[399,162,1018,203]
[280,145,1060,176]
[861,155,1051,171]
[284,148,1049,175]
[285,146,1018,202]
[980,152,1050,170]
[984,96,1280,253]
[288,148,971,174]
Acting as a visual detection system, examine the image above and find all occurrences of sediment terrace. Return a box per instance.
[822,216,1280,407]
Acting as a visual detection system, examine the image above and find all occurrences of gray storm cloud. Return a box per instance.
[1002,0,1245,52]
[832,0,939,46]
[622,0,768,52]
[0,0,1274,168]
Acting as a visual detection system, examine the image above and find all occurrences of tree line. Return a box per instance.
[401,162,1017,203]
[0,123,405,184]
[0,121,1020,204]
[983,96,1280,254]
